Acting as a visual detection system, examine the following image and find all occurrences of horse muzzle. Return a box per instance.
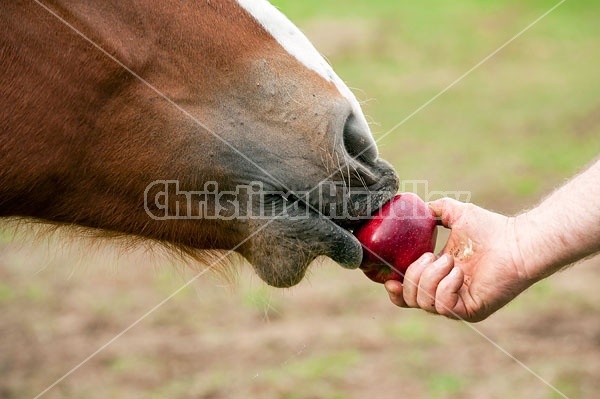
[238,156,399,288]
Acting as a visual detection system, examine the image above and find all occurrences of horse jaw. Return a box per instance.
[239,204,363,288]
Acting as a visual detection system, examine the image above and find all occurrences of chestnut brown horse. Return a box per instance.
[0,0,399,287]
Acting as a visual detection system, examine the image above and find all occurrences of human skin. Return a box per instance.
[385,159,600,322]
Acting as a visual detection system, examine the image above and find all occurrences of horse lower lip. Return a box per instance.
[301,206,363,269]
[242,201,363,288]
[327,232,363,269]
[251,190,395,285]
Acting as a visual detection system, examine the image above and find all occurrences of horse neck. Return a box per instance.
[0,2,140,217]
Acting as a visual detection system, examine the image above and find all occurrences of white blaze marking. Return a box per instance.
[235,0,371,135]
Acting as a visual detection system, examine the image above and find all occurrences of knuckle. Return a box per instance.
[436,303,452,316]
[403,295,417,308]
[416,294,432,310]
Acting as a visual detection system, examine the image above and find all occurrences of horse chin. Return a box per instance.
[240,204,363,288]
[238,171,398,288]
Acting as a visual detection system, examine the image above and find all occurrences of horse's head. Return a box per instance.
[2,0,398,287]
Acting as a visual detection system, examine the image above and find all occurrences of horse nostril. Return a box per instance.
[343,113,378,164]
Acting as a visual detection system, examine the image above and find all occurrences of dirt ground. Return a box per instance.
[1,230,599,399]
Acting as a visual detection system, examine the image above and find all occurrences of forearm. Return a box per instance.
[518,159,600,281]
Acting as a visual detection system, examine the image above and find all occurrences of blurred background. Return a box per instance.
[2,0,599,398]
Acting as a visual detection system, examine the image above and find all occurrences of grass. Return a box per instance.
[386,313,439,345]
[0,282,16,304]
[427,373,465,398]
[242,284,282,319]
[257,350,361,398]
[264,350,360,381]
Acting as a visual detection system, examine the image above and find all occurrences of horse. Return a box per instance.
[0,0,399,287]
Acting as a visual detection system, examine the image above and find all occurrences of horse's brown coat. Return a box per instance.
[0,1,399,287]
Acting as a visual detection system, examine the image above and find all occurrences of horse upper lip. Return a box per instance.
[318,170,399,228]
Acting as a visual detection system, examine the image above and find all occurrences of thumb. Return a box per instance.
[428,198,465,229]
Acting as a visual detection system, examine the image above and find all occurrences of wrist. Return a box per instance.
[513,204,580,284]
[512,211,556,284]
[517,160,600,283]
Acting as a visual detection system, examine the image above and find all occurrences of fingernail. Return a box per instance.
[435,254,451,267]
[385,281,401,295]
[420,252,436,264]
[449,267,460,278]
[427,202,440,216]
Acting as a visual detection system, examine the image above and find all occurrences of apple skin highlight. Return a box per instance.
[353,193,438,284]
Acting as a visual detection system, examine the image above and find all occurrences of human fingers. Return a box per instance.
[428,197,465,229]
[384,280,407,307]
[434,267,465,319]
[402,252,437,308]
[416,254,454,311]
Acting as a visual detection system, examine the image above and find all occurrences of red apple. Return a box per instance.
[354,193,437,284]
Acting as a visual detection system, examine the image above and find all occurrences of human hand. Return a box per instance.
[384,198,533,322]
